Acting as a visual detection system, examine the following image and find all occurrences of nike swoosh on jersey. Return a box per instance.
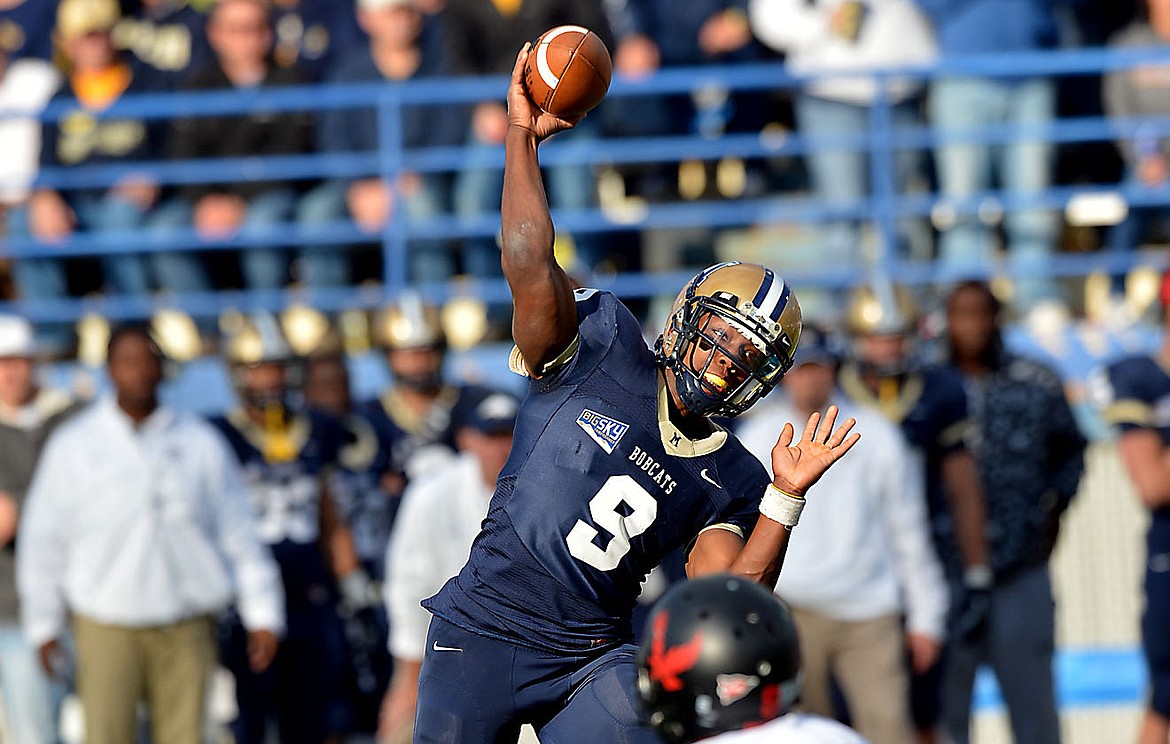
[432,642,463,652]
[699,468,721,488]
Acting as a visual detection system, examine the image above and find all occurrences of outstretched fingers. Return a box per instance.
[776,421,795,449]
[826,416,857,448]
[800,410,821,443]
[816,405,840,443]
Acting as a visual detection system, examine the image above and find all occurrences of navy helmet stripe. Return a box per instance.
[771,282,791,321]
[752,269,775,310]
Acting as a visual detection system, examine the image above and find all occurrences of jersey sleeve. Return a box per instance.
[700,452,772,543]
[1095,358,1155,432]
[511,289,645,392]
[930,367,971,455]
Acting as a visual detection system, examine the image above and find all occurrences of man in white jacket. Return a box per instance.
[736,326,947,744]
[378,388,519,744]
[749,0,936,266]
[17,325,284,744]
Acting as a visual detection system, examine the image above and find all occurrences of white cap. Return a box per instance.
[0,316,35,358]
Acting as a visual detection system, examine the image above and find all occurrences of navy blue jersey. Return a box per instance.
[209,410,346,605]
[1098,355,1170,528]
[0,1,57,61]
[839,362,970,575]
[326,411,397,580]
[425,289,771,652]
[358,383,487,479]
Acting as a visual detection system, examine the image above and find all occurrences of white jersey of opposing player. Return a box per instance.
[704,713,871,744]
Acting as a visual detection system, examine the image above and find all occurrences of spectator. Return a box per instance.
[211,315,373,744]
[359,294,488,485]
[750,0,936,265]
[164,0,314,291]
[839,281,991,744]
[736,325,948,744]
[17,324,284,744]
[303,351,396,733]
[112,0,211,88]
[915,0,1067,312]
[380,388,518,744]
[1104,0,1170,283]
[298,0,465,288]
[940,280,1084,744]
[0,315,84,744]
[1091,287,1170,744]
[270,0,362,82]
[608,0,775,200]
[0,46,59,297]
[0,0,58,61]
[13,0,193,306]
[443,0,612,276]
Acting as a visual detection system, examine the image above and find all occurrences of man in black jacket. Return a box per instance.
[164,0,314,290]
[941,279,1085,744]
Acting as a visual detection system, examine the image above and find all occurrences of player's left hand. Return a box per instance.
[768,405,859,497]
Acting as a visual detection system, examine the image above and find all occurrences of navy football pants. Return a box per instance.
[1145,517,1170,718]
[413,616,660,744]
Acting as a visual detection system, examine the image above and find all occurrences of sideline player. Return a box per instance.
[1094,282,1170,744]
[637,574,870,743]
[412,43,860,743]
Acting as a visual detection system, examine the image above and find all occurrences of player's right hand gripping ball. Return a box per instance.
[523,25,613,118]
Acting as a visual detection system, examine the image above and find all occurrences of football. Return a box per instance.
[523,25,613,118]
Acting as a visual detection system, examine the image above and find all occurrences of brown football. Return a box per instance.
[523,26,613,118]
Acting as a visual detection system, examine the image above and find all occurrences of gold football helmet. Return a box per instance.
[373,293,445,351]
[844,281,918,337]
[657,261,802,417]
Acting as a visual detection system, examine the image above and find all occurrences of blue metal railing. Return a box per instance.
[5,45,1170,322]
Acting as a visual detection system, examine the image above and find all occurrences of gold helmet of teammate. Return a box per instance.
[657,261,802,417]
[373,293,445,351]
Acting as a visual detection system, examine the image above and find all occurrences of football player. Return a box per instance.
[359,293,489,485]
[211,315,372,744]
[838,280,991,743]
[411,44,860,743]
[1093,277,1170,744]
[637,574,870,743]
[303,350,396,733]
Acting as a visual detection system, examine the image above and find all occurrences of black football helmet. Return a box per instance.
[636,575,802,744]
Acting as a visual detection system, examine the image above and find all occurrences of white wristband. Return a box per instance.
[759,484,805,528]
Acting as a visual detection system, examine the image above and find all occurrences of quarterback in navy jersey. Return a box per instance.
[1095,334,1170,744]
[412,45,860,744]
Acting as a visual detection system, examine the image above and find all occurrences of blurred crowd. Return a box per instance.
[5,270,1166,744]
[0,0,1164,356]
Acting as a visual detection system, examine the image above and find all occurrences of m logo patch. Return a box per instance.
[715,673,759,706]
[577,409,629,454]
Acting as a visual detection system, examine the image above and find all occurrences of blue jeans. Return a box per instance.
[0,625,64,744]
[7,192,153,300]
[931,77,1059,309]
[1108,169,1170,282]
[152,190,299,291]
[942,564,1061,744]
[297,178,453,286]
[454,119,599,276]
[795,93,930,265]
